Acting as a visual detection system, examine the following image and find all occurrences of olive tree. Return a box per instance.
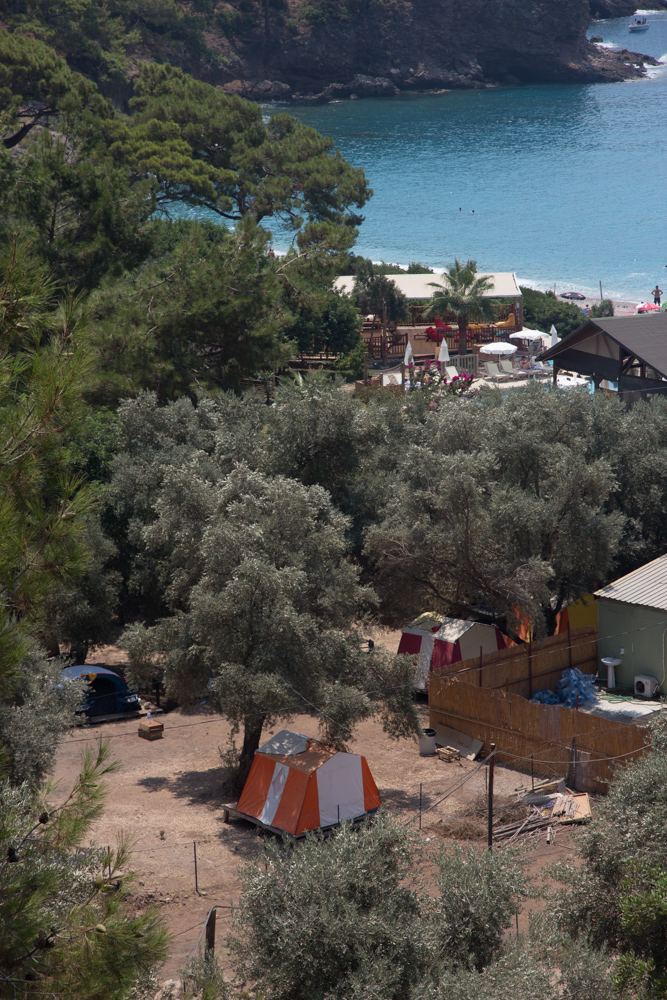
[366,385,624,639]
[122,463,418,786]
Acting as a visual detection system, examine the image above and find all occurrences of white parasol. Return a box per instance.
[480,342,518,357]
[404,341,414,367]
[509,330,544,342]
[437,338,450,363]
[550,324,558,347]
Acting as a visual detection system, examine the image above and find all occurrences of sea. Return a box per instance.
[169,13,667,301]
[280,12,667,302]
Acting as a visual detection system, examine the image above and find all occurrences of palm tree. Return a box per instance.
[425,259,495,356]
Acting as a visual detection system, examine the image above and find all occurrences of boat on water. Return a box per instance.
[629,15,649,31]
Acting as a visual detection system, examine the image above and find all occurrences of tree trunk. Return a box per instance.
[237,715,265,791]
[458,316,468,356]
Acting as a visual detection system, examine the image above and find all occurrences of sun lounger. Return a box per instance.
[499,360,526,380]
[495,314,516,330]
[482,362,512,382]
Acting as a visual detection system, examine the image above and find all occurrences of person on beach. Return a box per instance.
[653,285,663,305]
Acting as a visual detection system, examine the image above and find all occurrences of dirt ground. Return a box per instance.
[52,636,580,981]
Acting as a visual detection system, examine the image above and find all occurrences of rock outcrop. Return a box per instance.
[590,0,666,18]
[202,0,662,100]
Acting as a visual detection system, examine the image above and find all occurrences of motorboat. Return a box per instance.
[629,15,649,31]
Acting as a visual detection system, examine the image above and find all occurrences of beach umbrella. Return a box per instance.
[508,330,543,342]
[550,324,558,347]
[480,341,517,372]
[438,338,450,363]
[404,341,414,367]
[480,342,517,358]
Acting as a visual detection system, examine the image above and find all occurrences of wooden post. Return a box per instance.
[527,639,533,698]
[487,743,496,849]
[568,739,577,789]
[382,300,387,363]
[479,646,483,687]
[419,783,423,830]
[568,625,573,670]
[193,841,199,895]
[531,754,534,791]
[363,352,369,386]
[401,361,405,386]
[599,280,604,301]
[205,908,216,956]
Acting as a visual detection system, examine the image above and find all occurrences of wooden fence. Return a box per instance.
[428,628,649,791]
[432,627,598,701]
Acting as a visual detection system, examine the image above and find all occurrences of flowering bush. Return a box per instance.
[406,360,476,397]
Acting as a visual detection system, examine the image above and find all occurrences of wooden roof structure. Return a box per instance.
[538,315,667,401]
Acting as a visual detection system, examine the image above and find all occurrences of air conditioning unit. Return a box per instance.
[634,675,660,699]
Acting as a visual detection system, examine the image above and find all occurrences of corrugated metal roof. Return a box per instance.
[595,553,667,610]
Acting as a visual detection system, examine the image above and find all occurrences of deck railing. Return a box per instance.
[409,304,519,329]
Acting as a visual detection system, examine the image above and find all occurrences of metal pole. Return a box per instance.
[205,908,216,956]
[600,280,604,301]
[194,841,199,895]
[487,744,496,850]
[419,784,423,830]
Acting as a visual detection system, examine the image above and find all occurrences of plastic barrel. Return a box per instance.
[418,728,437,756]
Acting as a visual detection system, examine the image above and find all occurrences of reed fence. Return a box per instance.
[428,628,650,791]
[432,627,598,700]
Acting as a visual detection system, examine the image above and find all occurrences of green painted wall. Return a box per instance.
[597,599,667,694]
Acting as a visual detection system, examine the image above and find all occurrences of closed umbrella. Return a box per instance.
[550,324,558,347]
[404,341,414,367]
[438,338,450,364]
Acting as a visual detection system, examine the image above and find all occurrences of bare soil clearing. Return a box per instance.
[53,637,579,978]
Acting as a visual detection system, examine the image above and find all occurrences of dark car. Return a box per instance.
[62,665,141,718]
[559,292,586,300]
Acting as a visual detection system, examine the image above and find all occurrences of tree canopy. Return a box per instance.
[426,258,495,355]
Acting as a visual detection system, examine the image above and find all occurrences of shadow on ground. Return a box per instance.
[137,766,233,807]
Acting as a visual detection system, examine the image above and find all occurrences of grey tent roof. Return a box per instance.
[540,315,667,378]
[595,553,667,611]
[258,730,318,755]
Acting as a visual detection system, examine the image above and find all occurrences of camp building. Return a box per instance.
[539,314,667,403]
[595,553,667,695]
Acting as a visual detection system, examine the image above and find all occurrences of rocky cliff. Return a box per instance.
[590,0,666,18]
[207,0,660,101]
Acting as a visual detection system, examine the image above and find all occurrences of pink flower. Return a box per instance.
[429,402,436,408]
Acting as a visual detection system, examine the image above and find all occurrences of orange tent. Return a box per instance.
[236,730,381,836]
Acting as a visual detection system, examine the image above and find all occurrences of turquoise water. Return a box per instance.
[280,13,667,301]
